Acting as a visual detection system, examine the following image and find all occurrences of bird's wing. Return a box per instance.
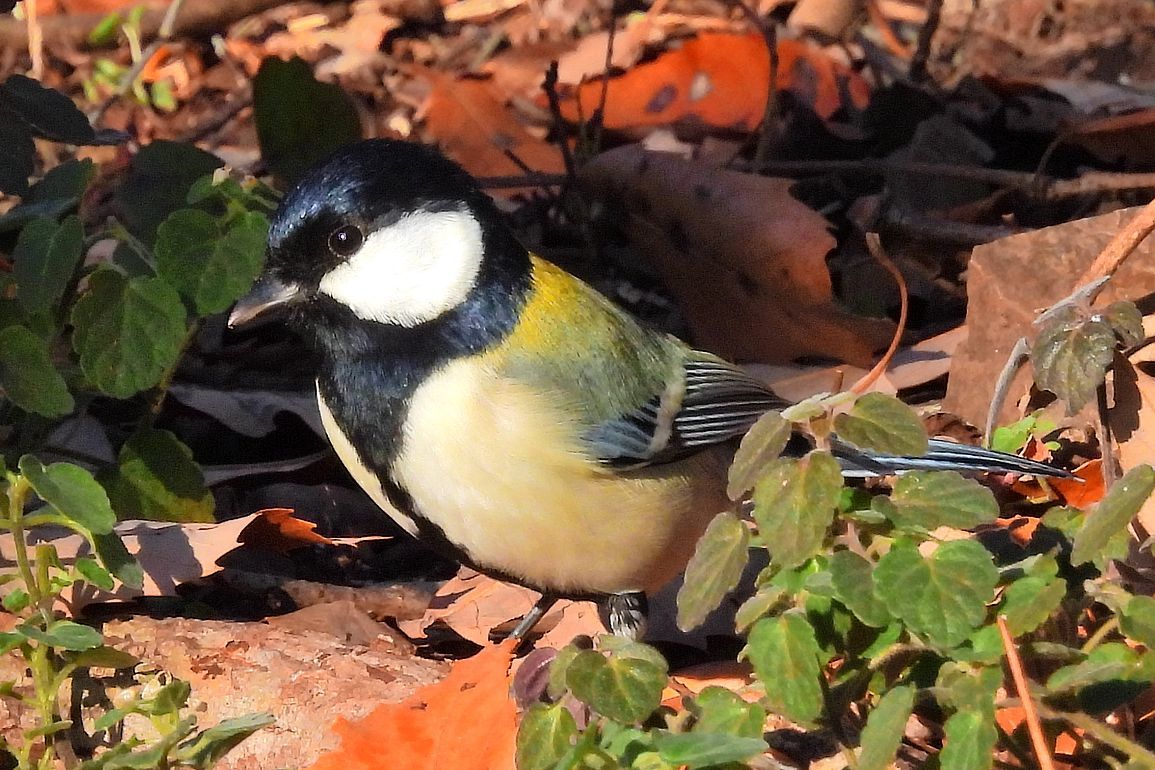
[582,351,788,467]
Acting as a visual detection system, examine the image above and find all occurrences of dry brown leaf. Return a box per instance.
[398,570,600,645]
[0,516,256,609]
[307,641,518,770]
[1110,315,1155,536]
[580,145,894,365]
[557,33,870,129]
[238,507,334,552]
[417,70,565,180]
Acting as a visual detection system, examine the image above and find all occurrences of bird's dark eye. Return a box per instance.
[328,224,364,257]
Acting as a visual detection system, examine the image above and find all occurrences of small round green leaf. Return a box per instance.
[1032,307,1116,413]
[14,214,84,316]
[155,209,268,315]
[653,731,767,768]
[858,685,915,770]
[1072,465,1155,568]
[71,269,187,398]
[689,686,766,738]
[100,427,214,523]
[19,456,115,535]
[887,471,999,530]
[677,511,750,631]
[1103,300,1144,348]
[0,324,74,416]
[939,710,997,770]
[833,392,928,456]
[1000,575,1066,637]
[20,619,102,651]
[1121,595,1155,648]
[746,611,823,725]
[516,702,578,770]
[728,411,790,500]
[752,451,842,569]
[75,556,115,591]
[829,551,890,627]
[566,649,666,723]
[873,539,998,648]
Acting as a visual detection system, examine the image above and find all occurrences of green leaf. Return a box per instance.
[20,456,115,534]
[87,12,123,46]
[1103,300,1144,347]
[19,619,102,651]
[566,649,666,723]
[173,713,274,769]
[939,710,997,770]
[0,324,73,416]
[14,215,84,315]
[101,428,214,523]
[142,680,190,715]
[829,551,890,627]
[94,531,144,589]
[0,631,25,655]
[689,686,766,739]
[752,452,842,569]
[2,588,29,613]
[75,556,115,591]
[1072,465,1155,568]
[727,411,790,500]
[1000,575,1065,636]
[733,586,784,633]
[746,611,823,725]
[113,141,223,245]
[652,731,767,769]
[516,702,578,770]
[0,74,97,144]
[1031,306,1116,413]
[873,539,998,648]
[1046,643,1147,695]
[71,269,187,398]
[833,392,928,456]
[252,57,361,183]
[885,471,999,530]
[69,645,139,670]
[155,209,268,315]
[1121,595,1155,648]
[677,511,749,631]
[858,685,915,770]
[990,411,1054,454]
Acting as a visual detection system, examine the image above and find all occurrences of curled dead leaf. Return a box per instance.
[580,144,893,364]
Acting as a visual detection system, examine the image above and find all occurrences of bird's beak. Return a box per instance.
[228,275,302,328]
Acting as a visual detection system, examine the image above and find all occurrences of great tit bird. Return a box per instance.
[229,139,1066,639]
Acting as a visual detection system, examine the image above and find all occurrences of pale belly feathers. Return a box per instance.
[316,357,731,596]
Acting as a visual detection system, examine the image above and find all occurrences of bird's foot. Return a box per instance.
[602,592,648,640]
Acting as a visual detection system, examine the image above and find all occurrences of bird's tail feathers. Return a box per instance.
[831,437,1074,479]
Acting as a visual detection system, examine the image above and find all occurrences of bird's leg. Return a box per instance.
[602,591,649,640]
[508,593,559,641]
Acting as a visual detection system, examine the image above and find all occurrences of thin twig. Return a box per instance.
[853,233,909,394]
[542,62,577,182]
[587,9,617,156]
[730,0,779,170]
[997,615,1058,770]
[1075,195,1155,304]
[477,172,569,189]
[747,158,1155,201]
[1032,701,1155,767]
[91,0,188,122]
[908,0,943,82]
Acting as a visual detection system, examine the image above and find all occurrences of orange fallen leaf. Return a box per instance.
[417,71,565,181]
[1011,459,1103,507]
[580,144,894,365]
[237,507,333,552]
[996,705,1079,767]
[308,641,519,770]
[557,33,870,130]
[662,660,759,708]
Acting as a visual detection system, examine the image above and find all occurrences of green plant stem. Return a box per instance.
[6,475,62,768]
[1033,702,1155,766]
[1081,617,1119,653]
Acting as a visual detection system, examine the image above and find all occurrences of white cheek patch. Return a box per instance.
[317,209,484,327]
